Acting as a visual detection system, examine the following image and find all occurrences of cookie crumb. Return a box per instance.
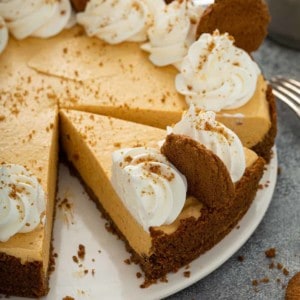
[283,268,290,276]
[136,272,142,278]
[252,279,259,286]
[277,167,281,175]
[260,277,270,284]
[77,244,86,260]
[265,248,276,258]
[62,297,74,300]
[237,255,244,262]
[72,256,79,264]
[183,271,191,278]
[124,258,131,265]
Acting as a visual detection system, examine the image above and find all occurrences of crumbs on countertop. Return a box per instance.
[265,248,276,258]
[251,248,291,292]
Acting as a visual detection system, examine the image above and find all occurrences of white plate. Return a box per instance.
[10,149,277,300]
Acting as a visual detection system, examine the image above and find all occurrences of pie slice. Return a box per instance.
[0,89,58,298]
[60,109,265,281]
[0,36,59,297]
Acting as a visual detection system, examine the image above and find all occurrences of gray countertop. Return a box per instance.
[167,38,300,300]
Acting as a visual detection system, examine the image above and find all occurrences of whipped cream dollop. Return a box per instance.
[111,147,187,231]
[168,105,246,182]
[0,16,8,54]
[0,0,71,40]
[77,0,152,44]
[141,0,203,67]
[176,30,261,111]
[0,164,46,242]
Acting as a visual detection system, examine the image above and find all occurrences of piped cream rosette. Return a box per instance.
[0,0,72,40]
[111,147,187,231]
[0,164,46,242]
[176,30,261,111]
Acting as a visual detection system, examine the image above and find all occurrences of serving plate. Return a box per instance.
[10,148,277,300]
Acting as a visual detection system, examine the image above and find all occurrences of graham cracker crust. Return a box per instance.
[63,150,265,281]
[0,254,47,298]
[252,84,277,163]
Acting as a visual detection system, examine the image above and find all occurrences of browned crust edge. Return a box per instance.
[0,254,47,298]
[63,151,265,281]
[251,84,277,163]
[145,157,265,279]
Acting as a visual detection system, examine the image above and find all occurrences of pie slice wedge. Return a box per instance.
[60,109,265,281]
[0,91,59,297]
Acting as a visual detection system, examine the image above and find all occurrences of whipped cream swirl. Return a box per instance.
[141,0,203,67]
[77,0,152,44]
[176,31,261,111]
[168,105,245,182]
[111,147,187,231]
[0,0,71,40]
[0,164,46,242]
[0,16,8,54]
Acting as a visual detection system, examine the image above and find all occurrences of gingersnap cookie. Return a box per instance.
[197,0,270,53]
[70,0,88,12]
[286,272,300,300]
[161,133,235,209]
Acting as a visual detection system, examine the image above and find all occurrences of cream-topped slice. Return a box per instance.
[0,36,59,271]
[60,109,259,255]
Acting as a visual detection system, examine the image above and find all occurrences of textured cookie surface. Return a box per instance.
[197,0,270,52]
[161,133,235,209]
[286,272,300,300]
